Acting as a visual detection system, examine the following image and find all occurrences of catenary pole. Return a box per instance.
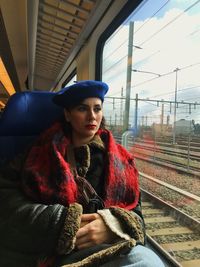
[124,21,134,131]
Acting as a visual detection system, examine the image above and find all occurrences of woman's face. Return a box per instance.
[64,97,103,142]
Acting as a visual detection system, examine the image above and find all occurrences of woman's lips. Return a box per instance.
[85,125,96,129]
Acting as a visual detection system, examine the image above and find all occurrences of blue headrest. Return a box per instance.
[0,91,63,164]
[0,91,63,136]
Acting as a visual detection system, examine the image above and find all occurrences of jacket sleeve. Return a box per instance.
[0,154,82,263]
[98,192,146,247]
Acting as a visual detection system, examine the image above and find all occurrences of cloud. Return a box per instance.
[102,1,200,124]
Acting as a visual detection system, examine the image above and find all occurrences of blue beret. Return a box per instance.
[53,80,109,108]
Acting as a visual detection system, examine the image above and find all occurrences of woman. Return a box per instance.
[0,81,164,267]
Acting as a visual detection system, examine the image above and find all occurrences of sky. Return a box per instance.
[102,0,200,126]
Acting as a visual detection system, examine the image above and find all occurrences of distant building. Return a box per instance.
[152,123,172,137]
[174,119,193,135]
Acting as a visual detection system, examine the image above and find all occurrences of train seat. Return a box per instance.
[0,91,63,165]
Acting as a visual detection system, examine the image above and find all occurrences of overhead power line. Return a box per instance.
[139,0,200,47]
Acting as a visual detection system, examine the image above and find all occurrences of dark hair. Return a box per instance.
[100,116,106,129]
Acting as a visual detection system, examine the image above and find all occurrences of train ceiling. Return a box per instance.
[0,0,113,105]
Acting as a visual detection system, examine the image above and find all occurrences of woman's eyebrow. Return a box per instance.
[79,103,101,107]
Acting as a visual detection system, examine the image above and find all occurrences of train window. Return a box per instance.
[102,0,200,134]
[62,72,77,88]
[102,2,200,264]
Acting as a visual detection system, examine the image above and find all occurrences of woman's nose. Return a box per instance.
[88,109,95,119]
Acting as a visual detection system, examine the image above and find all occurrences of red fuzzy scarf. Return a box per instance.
[22,122,139,210]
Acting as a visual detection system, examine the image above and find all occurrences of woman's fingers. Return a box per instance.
[76,240,94,250]
[76,223,90,239]
[76,214,117,250]
[81,213,98,222]
[79,213,98,228]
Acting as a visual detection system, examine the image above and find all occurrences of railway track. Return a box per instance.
[141,190,200,267]
[114,135,200,172]
[132,142,200,162]
[139,172,200,220]
[155,137,200,149]
[116,133,200,265]
[133,152,200,177]
[114,135,200,154]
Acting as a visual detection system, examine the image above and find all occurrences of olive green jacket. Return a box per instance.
[0,152,145,267]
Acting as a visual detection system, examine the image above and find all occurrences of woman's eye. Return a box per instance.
[94,107,102,112]
[77,106,87,111]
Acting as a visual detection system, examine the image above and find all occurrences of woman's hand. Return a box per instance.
[76,213,117,250]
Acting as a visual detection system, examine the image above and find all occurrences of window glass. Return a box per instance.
[102,0,200,137]
[102,4,200,262]
[64,74,77,87]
